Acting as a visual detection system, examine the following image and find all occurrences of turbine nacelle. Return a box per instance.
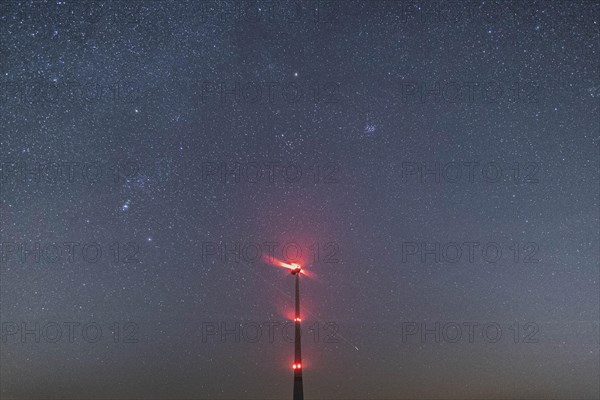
[290,263,302,275]
[264,256,312,278]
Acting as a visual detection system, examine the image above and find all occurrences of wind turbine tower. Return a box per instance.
[290,263,304,400]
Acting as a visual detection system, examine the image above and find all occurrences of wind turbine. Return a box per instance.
[265,258,305,400]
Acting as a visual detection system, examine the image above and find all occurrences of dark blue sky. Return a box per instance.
[1,1,599,399]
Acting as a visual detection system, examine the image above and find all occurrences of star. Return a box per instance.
[121,200,131,211]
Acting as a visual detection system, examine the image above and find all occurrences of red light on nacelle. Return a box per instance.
[290,262,302,274]
[292,363,302,370]
[294,317,301,322]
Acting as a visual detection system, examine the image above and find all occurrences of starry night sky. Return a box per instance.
[0,1,599,399]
